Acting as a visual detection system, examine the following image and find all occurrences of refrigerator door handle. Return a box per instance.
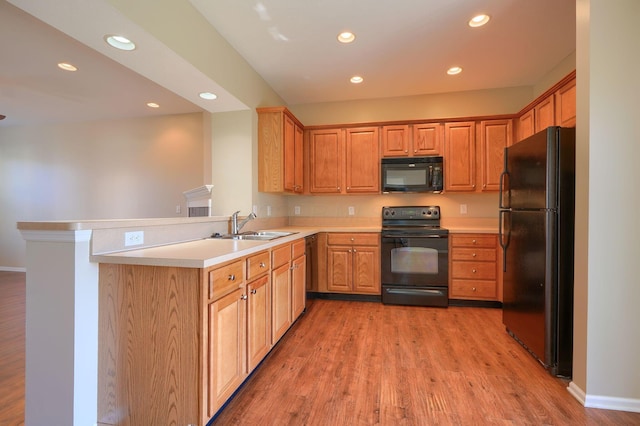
[499,170,510,209]
[498,209,511,272]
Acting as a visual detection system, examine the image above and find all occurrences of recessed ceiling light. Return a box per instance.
[468,14,490,28]
[447,66,463,75]
[350,75,364,84]
[199,92,218,100]
[146,102,160,108]
[337,31,356,44]
[104,35,136,51]
[57,62,77,72]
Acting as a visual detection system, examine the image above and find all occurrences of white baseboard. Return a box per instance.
[568,381,640,413]
[0,266,26,272]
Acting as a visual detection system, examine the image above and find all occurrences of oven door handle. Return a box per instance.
[382,234,447,239]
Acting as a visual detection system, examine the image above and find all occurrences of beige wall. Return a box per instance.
[572,0,640,405]
[0,113,205,269]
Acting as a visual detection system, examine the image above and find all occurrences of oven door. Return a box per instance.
[381,233,449,306]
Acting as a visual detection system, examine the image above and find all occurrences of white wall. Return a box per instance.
[0,113,205,269]
[572,0,640,407]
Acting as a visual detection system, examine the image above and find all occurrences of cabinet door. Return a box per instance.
[283,114,296,193]
[555,78,576,127]
[291,254,306,320]
[294,124,304,192]
[208,287,246,416]
[535,96,555,133]
[518,109,535,141]
[412,123,442,156]
[345,127,380,193]
[444,121,476,192]
[381,125,410,157]
[479,119,512,191]
[352,245,380,294]
[308,128,343,193]
[271,263,292,343]
[247,275,271,372]
[327,246,352,292]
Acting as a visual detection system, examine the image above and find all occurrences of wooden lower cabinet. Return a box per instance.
[208,287,247,416]
[449,234,501,302]
[98,238,308,425]
[325,233,380,295]
[247,274,271,372]
[291,239,307,319]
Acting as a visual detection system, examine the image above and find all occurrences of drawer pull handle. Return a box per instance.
[251,289,257,294]
[228,274,236,281]
[259,262,266,268]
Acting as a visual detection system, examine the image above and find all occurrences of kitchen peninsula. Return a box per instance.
[18,214,496,425]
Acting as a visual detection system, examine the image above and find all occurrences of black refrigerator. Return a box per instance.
[498,126,575,377]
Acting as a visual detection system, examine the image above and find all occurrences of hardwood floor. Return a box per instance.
[0,271,25,426]
[213,299,640,425]
[2,271,639,425]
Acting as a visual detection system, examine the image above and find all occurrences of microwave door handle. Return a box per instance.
[428,165,433,186]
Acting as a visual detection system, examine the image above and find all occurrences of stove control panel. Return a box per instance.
[382,206,440,220]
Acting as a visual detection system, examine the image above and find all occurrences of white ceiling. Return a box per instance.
[0,0,575,127]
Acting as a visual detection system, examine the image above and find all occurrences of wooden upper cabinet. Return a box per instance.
[444,121,476,192]
[479,119,512,191]
[345,127,379,193]
[258,107,304,193]
[535,95,555,133]
[381,125,409,156]
[555,77,576,127]
[518,109,535,141]
[381,123,441,157]
[412,123,442,156]
[308,128,343,194]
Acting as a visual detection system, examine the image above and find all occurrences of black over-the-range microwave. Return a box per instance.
[381,156,444,193]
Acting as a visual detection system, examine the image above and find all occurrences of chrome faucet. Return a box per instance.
[231,210,257,235]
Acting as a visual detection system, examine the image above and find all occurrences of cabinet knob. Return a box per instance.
[259,262,266,268]
[472,287,477,292]
[483,184,487,188]
[251,289,257,294]
[405,149,409,153]
[472,239,477,244]
[241,294,248,300]
[472,269,477,273]
[348,249,353,253]
[353,249,357,253]
[472,253,477,257]
[350,237,355,241]
[228,274,236,281]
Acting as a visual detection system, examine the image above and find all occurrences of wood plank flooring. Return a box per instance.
[0,271,25,426]
[213,299,640,425]
[2,271,640,425]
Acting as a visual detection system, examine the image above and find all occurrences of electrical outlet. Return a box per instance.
[175,204,181,214]
[124,231,144,247]
[294,206,301,215]
[267,205,272,216]
[460,204,468,214]
[348,206,355,216]
[252,205,258,215]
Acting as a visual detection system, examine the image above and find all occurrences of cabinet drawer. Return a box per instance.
[327,233,379,246]
[209,260,244,300]
[451,261,496,280]
[246,250,270,281]
[450,279,498,299]
[451,234,496,248]
[291,238,306,259]
[451,247,496,262]
[272,243,291,268]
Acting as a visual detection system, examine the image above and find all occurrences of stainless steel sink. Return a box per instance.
[212,230,297,241]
